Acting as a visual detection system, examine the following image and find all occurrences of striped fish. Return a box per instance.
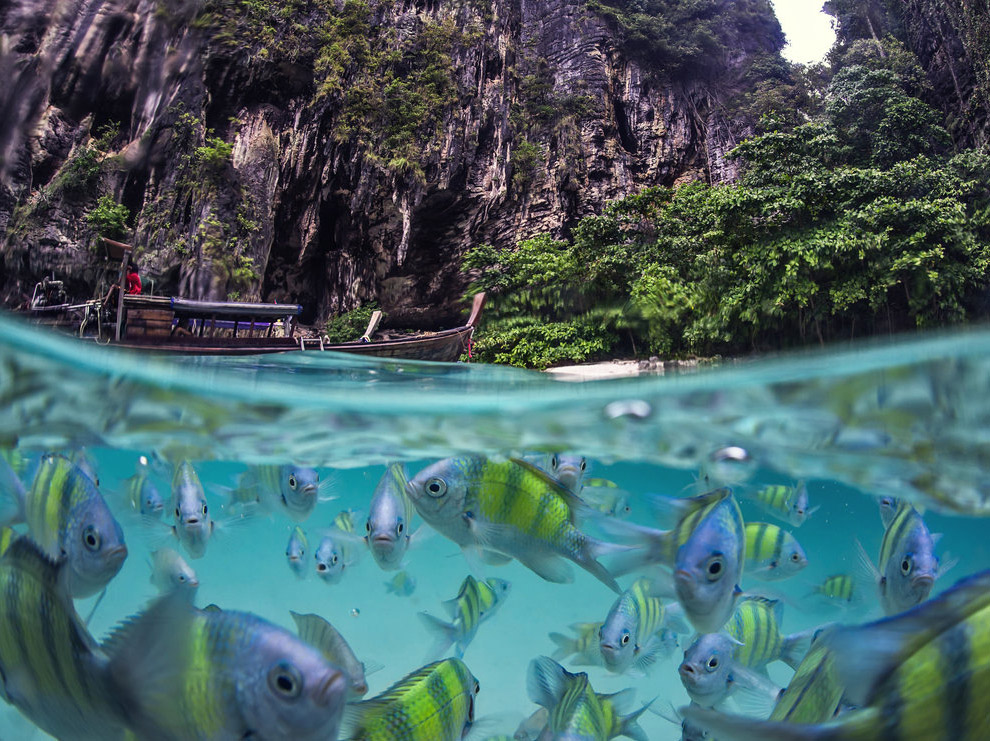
[860,499,944,615]
[365,463,416,571]
[406,457,628,592]
[23,454,127,598]
[123,457,164,518]
[418,574,510,659]
[599,577,668,674]
[549,622,604,665]
[105,591,349,741]
[339,658,479,741]
[679,633,782,711]
[527,656,649,741]
[744,522,808,580]
[291,611,373,698]
[0,536,128,740]
[684,568,990,740]
[809,573,859,607]
[725,596,812,671]
[608,487,745,633]
[228,464,322,522]
[743,482,817,527]
[767,628,843,724]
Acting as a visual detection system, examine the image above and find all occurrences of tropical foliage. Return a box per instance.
[464,45,990,367]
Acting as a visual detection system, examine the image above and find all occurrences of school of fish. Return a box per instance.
[0,447,982,741]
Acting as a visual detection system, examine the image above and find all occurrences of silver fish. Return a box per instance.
[365,463,414,571]
[170,461,214,560]
[149,548,199,592]
[286,526,308,578]
[315,534,347,584]
[228,464,321,522]
[679,633,781,710]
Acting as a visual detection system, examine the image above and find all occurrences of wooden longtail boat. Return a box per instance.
[21,239,486,363]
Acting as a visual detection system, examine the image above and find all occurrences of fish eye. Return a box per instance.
[620,633,630,646]
[901,558,912,575]
[551,454,559,470]
[705,557,724,581]
[267,663,303,700]
[365,521,371,533]
[580,459,587,471]
[331,555,338,565]
[474,680,480,694]
[397,522,404,535]
[426,478,447,498]
[175,507,180,518]
[177,574,187,582]
[82,525,101,551]
[706,656,719,671]
[791,553,801,562]
[288,475,297,489]
[202,504,208,515]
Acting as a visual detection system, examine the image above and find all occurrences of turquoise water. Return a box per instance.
[2,311,990,739]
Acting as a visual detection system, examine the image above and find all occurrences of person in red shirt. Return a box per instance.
[126,261,141,295]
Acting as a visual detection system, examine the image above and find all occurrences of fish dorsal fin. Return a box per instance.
[526,655,575,709]
[291,611,344,660]
[509,458,589,522]
[826,569,990,706]
[103,588,198,729]
[340,658,447,735]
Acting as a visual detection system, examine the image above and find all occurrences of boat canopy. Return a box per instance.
[170,298,302,319]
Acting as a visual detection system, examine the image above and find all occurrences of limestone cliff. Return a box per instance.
[0,0,785,325]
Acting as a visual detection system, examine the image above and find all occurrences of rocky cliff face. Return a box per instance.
[0,0,782,325]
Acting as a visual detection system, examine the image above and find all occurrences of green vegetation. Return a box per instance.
[324,303,383,343]
[465,41,990,367]
[85,195,131,240]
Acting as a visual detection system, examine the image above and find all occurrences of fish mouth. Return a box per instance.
[315,671,347,707]
[372,535,395,546]
[107,545,128,561]
[912,574,935,592]
[184,517,200,526]
[288,555,301,562]
[678,663,699,685]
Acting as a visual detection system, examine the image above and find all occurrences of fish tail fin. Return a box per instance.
[417,611,457,660]
[617,698,654,741]
[682,704,855,741]
[581,537,633,593]
[592,519,670,577]
[853,538,881,587]
[780,627,816,670]
[548,632,577,661]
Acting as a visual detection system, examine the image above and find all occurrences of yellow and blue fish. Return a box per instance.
[419,574,511,659]
[339,658,479,741]
[744,521,808,580]
[725,596,813,671]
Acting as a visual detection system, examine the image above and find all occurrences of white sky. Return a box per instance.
[771,0,836,65]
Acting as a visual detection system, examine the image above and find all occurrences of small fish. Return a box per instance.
[607,487,745,633]
[227,464,322,522]
[808,573,859,607]
[582,485,633,519]
[549,621,604,665]
[339,658,479,741]
[149,547,199,592]
[545,453,587,494]
[314,533,349,584]
[527,656,650,741]
[291,610,375,698]
[0,536,129,739]
[599,577,669,674]
[22,454,128,598]
[678,633,781,711]
[744,482,817,527]
[385,570,416,596]
[365,463,416,571]
[724,596,812,671]
[170,460,214,559]
[123,456,164,518]
[418,574,511,659]
[684,569,990,740]
[106,591,350,741]
[859,500,945,615]
[286,526,309,578]
[743,522,808,581]
[406,456,628,592]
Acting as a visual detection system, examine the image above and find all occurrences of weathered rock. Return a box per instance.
[1,0,780,324]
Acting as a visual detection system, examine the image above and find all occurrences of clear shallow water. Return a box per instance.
[2,311,990,739]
